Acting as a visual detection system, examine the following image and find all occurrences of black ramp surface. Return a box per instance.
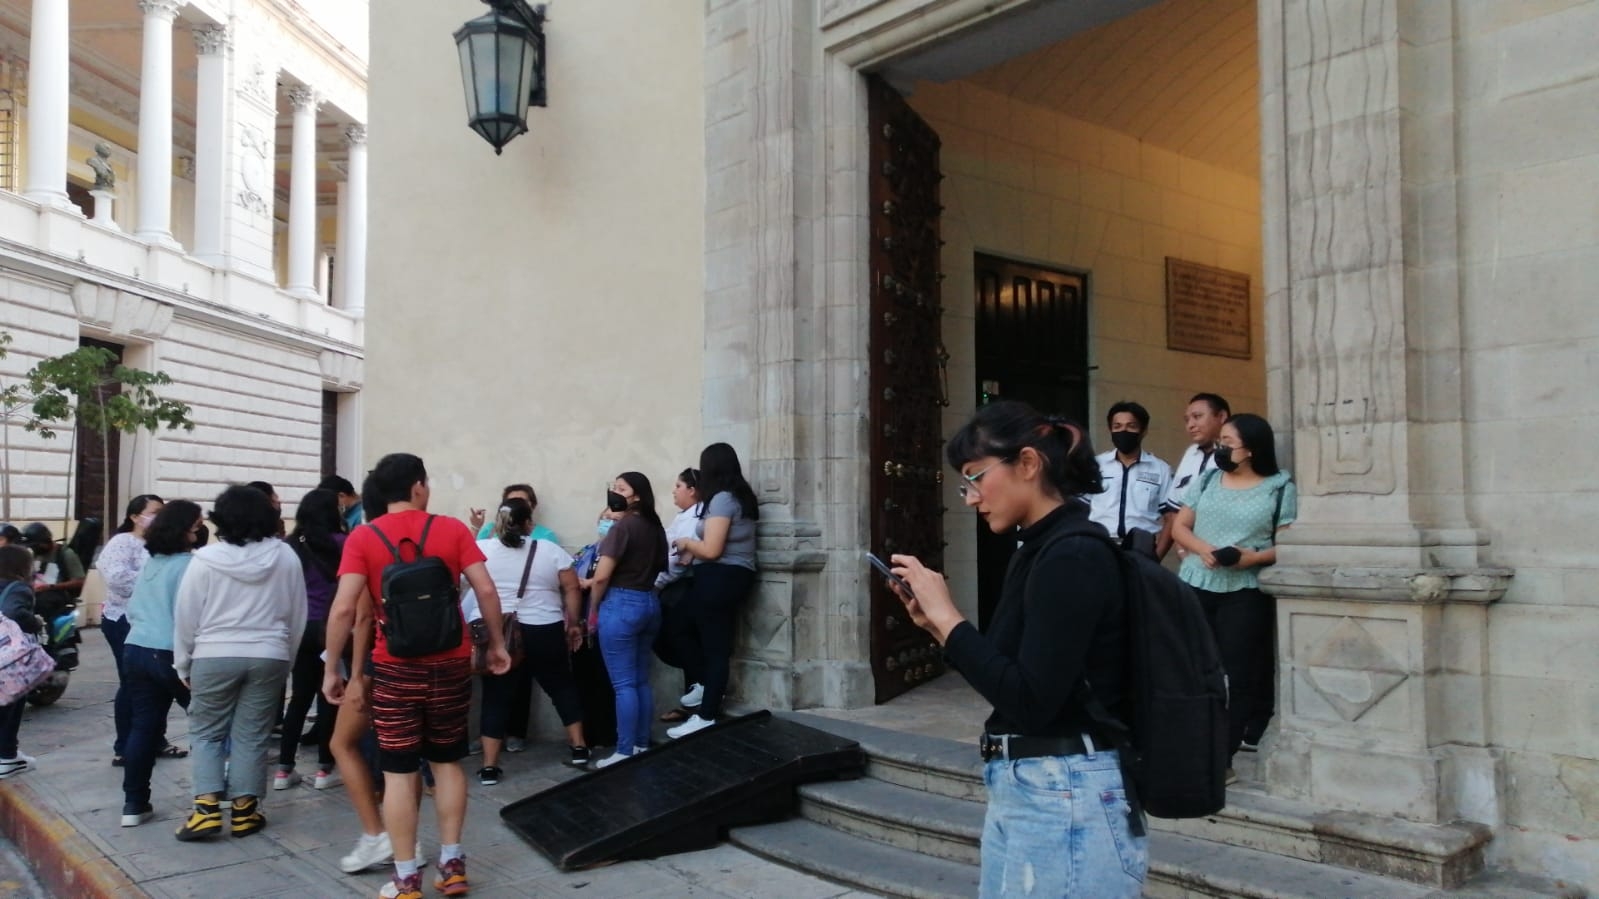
[501,711,865,870]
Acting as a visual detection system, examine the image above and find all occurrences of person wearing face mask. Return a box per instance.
[99,494,174,767]
[1169,413,1296,775]
[1087,402,1173,560]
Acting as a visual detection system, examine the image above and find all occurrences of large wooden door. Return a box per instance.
[973,254,1090,627]
[867,76,946,703]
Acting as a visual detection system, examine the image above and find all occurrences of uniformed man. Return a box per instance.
[1162,392,1230,558]
[1088,400,1173,559]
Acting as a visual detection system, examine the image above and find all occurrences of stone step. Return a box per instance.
[729,817,980,899]
[1147,831,1435,899]
[783,712,984,802]
[797,777,984,865]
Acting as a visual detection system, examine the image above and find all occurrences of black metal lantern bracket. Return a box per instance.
[485,0,548,108]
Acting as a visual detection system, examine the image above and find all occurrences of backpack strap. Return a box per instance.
[516,540,539,599]
[1270,476,1288,540]
[416,515,437,555]
[366,523,403,562]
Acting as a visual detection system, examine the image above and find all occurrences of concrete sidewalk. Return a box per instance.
[0,630,874,899]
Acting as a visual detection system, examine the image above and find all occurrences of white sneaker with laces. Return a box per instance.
[313,768,342,790]
[594,751,633,769]
[679,683,704,707]
[339,831,393,874]
[666,715,716,740]
[0,758,30,779]
[272,769,300,790]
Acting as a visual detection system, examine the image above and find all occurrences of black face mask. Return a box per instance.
[1110,431,1143,455]
[1213,445,1241,472]
[605,490,629,513]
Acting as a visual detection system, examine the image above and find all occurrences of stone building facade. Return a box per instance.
[370,0,1599,886]
[0,0,366,524]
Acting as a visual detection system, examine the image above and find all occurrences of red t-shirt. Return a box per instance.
[339,509,486,666]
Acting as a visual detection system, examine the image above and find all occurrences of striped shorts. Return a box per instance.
[369,657,472,773]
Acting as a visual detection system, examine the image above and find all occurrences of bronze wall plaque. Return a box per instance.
[1165,257,1252,359]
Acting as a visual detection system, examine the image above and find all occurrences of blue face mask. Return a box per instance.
[596,519,615,539]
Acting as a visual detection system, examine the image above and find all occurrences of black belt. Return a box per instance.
[979,732,1097,762]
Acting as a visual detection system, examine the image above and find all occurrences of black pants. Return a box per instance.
[0,699,24,759]
[279,620,333,768]
[653,578,698,694]
[684,563,755,720]
[480,621,584,740]
[1194,587,1274,756]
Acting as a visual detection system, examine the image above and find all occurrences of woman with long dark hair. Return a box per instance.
[98,494,167,766]
[667,444,758,739]
[1169,412,1296,768]
[584,472,668,767]
[273,488,346,791]
[119,500,203,826]
[887,401,1145,897]
[66,516,104,567]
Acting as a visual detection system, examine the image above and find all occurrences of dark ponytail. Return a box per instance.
[945,400,1103,498]
[496,497,534,548]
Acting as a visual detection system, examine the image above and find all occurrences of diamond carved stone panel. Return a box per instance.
[1302,616,1408,722]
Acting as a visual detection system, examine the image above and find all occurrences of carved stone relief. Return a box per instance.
[239,56,273,108]
[192,25,230,57]
[236,124,272,216]
[1301,616,1408,722]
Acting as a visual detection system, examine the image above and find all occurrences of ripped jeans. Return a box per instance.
[979,748,1147,898]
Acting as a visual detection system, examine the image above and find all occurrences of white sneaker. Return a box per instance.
[0,758,31,779]
[593,751,633,769]
[12,751,35,765]
[666,715,716,740]
[339,831,394,873]
[272,769,300,790]
[312,768,342,790]
[679,683,704,707]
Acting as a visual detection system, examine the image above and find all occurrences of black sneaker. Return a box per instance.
[477,766,501,786]
[566,746,591,768]
[121,801,153,827]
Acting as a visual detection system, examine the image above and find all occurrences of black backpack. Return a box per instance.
[367,516,463,658]
[1030,523,1229,830]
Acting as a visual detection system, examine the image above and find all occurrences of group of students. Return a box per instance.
[884,397,1296,897]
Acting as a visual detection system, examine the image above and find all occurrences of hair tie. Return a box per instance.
[497,505,513,513]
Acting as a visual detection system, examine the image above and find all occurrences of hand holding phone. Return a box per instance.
[866,552,914,598]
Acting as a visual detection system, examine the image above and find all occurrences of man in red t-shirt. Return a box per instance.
[323,453,509,899]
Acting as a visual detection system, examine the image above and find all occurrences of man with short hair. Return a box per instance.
[1164,393,1231,512]
[246,481,286,537]
[21,523,86,597]
[322,453,510,899]
[1088,401,1174,559]
[318,475,363,531]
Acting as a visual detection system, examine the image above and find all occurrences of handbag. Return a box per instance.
[0,609,55,706]
[471,542,534,675]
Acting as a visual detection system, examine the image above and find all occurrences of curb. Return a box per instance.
[0,778,149,898]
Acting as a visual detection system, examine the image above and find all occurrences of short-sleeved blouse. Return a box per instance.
[1178,471,1297,593]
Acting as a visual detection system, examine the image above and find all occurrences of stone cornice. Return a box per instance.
[1259,566,1515,605]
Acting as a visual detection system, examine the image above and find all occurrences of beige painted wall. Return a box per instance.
[1449,1,1599,881]
[908,80,1265,618]
[366,2,705,542]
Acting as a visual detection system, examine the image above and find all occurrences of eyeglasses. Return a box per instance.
[956,459,1010,499]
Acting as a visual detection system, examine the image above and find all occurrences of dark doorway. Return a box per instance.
[866,75,947,704]
[75,337,124,523]
[321,391,339,480]
[972,254,1089,627]
[66,179,94,219]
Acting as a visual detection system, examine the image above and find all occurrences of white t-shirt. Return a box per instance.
[466,537,574,626]
[657,504,703,588]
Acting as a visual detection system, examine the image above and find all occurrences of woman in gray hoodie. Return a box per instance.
[172,486,307,841]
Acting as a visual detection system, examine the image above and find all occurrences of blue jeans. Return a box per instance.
[597,588,660,752]
[122,644,191,806]
[979,749,1147,898]
[102,615,133,755]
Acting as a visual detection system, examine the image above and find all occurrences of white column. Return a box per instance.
[191,24,229,262]
[23,0,70,206]
[342,124,367,315]
[333,179,349,307]
[285,85,319,299]
[134,0,181,245]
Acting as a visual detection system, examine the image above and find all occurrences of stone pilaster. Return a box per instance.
[1258,0,1512,827]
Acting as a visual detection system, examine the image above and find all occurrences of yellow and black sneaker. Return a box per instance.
[230,795,267,837]
[174,798,222,841]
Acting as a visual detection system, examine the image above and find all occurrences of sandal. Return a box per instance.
[659,707,692,723]
[158,743,189,760]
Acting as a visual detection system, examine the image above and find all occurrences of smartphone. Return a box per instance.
[865,552,914,598]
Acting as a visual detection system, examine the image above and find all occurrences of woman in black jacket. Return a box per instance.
[890,401,1147,898]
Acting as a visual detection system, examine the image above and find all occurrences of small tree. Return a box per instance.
[0,331,195,525]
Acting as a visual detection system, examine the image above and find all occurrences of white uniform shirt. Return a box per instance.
[657,503,703,588]
[1089,450,1173,539]
[1165,442,1217,511]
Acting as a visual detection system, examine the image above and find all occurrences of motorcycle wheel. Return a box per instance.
[27,681,67,706]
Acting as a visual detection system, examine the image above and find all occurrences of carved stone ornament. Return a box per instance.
[286,85,318,111]
[236,124,272,216]
[239,57,272,107]
[1301,616,1408,722]
[137,0,183,20]
[343,124,367,147]
[192,25,230,56]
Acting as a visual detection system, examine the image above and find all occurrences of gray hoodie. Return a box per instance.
[172,539,307,679]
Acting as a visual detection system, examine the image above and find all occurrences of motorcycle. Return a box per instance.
[26,588,80,706]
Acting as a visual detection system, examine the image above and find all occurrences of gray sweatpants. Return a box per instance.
[187,657,291,799]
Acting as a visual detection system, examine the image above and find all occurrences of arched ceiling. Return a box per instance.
[887,0,1261,178]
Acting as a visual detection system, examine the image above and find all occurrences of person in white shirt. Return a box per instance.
[1163,393,1231,560]
[1088,401,1174,559]
[656,469,703,723]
